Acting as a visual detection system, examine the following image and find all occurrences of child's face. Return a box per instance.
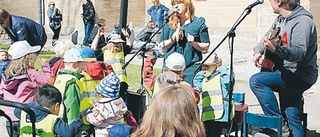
[0,52,8,61]
[202,64,217,77]
[112,43,123,53]
[75,62,88,73]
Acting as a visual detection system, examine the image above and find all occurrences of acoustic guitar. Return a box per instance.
[260,27,283,72]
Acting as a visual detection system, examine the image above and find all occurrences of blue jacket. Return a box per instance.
[5,15,47,48]
[0,59,11,80]
[14,102,83,137]
[193,66,234,93]
[147,4,169,27]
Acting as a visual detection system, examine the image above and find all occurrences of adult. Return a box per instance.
[0,8,47,54]
[147,0,169,28]
[249,0,318,136]
[131,84,205,137]
[47,1,63,46]
[87,18,106,61]
[81,0,95,45]
[160,0,210,85]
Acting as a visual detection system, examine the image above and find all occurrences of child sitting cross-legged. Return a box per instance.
[86,72,137,137]
[14,84,83,137]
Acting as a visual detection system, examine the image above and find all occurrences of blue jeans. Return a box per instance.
[249,70,312,136]
[83,22,94,45]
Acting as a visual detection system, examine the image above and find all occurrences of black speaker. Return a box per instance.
[126,91,146,123]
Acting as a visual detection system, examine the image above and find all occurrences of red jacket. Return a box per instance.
[143,55,200,104]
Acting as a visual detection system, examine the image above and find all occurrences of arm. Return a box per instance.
[54,118,83,137]
[28,61,50,86]
[187,18,210,51]
[143,54,158,90]
[86,102,112,126]
[91,28,103,51]
[273,19,312,62]
[193,71,205,92]
[64,83,81,124]
[147,7,153,15]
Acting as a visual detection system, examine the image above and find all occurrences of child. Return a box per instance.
[53,47,93,125]
[86,72,129,137]
[0,40,50,137]
[143,52,199,103]
[0,48,11,82]
[14,84,83,136]
[75,46,113,136]
[48,39,75,85]
[193,53,235,137]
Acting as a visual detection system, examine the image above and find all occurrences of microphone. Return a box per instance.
[165,10,178,20]
[246,0,264,10]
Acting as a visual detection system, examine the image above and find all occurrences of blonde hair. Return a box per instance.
[5,53,37,78]
[169,0,195,30]
[104,42,123,53]
[131,84,206,137]
[54,39,76,57]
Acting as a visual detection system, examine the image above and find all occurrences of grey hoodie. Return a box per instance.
[254,6,318,84]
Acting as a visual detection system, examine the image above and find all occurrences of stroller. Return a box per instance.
[0,99,36,137]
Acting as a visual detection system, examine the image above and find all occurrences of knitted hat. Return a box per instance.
[94,72,120,98]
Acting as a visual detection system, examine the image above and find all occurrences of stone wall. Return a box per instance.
[0,0,319,47]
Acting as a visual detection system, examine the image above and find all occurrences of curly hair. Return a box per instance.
[4,53,37,79]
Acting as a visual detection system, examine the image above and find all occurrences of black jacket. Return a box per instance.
[82,1,95,24]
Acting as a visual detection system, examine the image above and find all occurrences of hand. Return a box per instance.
[187,33,194,43]
[262,37,276,52]
[98,27,105,35]
[121,28,130,38]
[40,58,48,64]
[253,53,262,68]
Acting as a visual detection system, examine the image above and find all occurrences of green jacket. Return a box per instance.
[54,69,82,124]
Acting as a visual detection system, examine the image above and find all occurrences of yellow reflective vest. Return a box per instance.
[104,50,127,82]
[201,73,234,122]
[19,111,57,137]
[76,72,101,125]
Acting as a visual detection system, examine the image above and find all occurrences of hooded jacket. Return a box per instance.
[5,15,47,48]
[254,6,318,84]
[0,64,50,121]
[14,102,83,137]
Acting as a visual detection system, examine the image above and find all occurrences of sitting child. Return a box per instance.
[86,72,133,137]
[14,84,83,136]
[0,48,11,82]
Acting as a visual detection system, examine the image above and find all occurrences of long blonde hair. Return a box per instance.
[169,0,195,30]
[4,53,37,79]
[131,84,205,137]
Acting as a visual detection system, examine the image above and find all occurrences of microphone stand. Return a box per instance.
[0,99,36,137]
[194,7,254,137]
[122,16,169,123]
